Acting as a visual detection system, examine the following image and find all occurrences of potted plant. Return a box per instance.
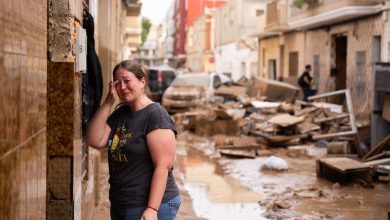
[293,0,318,9]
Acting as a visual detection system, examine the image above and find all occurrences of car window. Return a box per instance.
[213,75,221,88]
[148,70,159,91]
[148,69,158,80]
[171,75,210,87]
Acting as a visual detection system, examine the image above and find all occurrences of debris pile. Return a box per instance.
[172,77,390,185]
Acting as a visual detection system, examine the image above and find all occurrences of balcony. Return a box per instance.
[289,0,384,30]
[126,1,142,16]
[265,0,290,34]
[125,27,142,35]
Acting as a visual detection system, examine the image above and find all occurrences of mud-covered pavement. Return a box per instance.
[93,133,389,220]
[177,133,390,220]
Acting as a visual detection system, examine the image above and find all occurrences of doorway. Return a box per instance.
[268,59,276,80]
[333,36,347,104]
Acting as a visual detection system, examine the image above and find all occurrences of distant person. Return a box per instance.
[298,65,315,101]
[86,60,180,220]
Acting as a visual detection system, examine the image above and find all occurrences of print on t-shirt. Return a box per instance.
[109,126,132,162]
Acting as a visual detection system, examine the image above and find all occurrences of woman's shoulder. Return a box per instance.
[148,102,170,116]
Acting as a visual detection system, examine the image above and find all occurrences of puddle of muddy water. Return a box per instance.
[176,142,266,220]
[176,138,390,220]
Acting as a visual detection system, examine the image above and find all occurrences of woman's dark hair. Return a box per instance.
[112,60,149,91]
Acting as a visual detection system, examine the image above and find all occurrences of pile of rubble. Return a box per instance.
[173,77,390,185]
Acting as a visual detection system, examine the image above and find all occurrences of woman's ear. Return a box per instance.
[140,77,147,89]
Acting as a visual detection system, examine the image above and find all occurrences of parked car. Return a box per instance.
[162,72,224,113]
[147,65,177,102]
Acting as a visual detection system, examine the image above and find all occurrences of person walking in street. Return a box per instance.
[86,60,181,220]
[298,64,314,101]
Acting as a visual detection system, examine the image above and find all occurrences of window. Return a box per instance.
[313,54,320,86]
[289,52,299,77]
[268,59,277,80]
[355,51,366,96]
[256,9,264,16]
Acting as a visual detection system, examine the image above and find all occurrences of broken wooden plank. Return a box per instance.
[364,158,390,167]
[316,157,372,185]
[314,113,349,123]
[294,106,319,117]
[268,114,305,127]
[219,144,266,150]
[363,134,390,160]
[296,121,321,134]
[363,151,390,162]
[312,131,356,140]
[219,149,256,159]
[250,131,308,143]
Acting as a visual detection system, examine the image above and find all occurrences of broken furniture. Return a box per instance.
[316,157,372,186]
[308,89,363,157]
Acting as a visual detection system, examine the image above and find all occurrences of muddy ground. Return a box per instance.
[93,133,389,220]
[176,133,390,220]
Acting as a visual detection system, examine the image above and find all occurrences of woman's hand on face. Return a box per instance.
[140,208,158,220]
[104,80,118,106]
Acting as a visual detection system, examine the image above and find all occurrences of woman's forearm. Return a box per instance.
[147,166,169,210]
[86,102,112,148]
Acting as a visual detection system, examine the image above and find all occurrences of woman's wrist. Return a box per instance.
[147,205,158,212]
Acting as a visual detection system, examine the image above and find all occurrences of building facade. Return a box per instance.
[138,25,159,66]
[186,1,226,72]
[123,1,142,60]
[173,0,187,67]
[214,0,268,80]
[260,0,386,120]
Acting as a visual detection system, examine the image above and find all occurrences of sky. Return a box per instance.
[140,0,173,25]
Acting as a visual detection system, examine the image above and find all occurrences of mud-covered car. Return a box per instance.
[162,73,223,113]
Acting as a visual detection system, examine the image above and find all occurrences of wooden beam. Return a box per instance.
[363,134,390,159]
[312,131,356,140]
[314,113,349,123]
[308,89,347,100]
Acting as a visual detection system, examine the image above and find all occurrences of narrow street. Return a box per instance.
[2,0,390,219]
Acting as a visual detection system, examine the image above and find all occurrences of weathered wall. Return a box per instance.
[305,15,383,120]
[259,36,279,78]
[0,0,47,219]
[47,0,100,219]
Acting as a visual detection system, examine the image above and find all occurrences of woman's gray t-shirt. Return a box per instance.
[106,102,179,208]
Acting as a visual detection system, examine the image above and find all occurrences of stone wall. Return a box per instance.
[47,0,99,219]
